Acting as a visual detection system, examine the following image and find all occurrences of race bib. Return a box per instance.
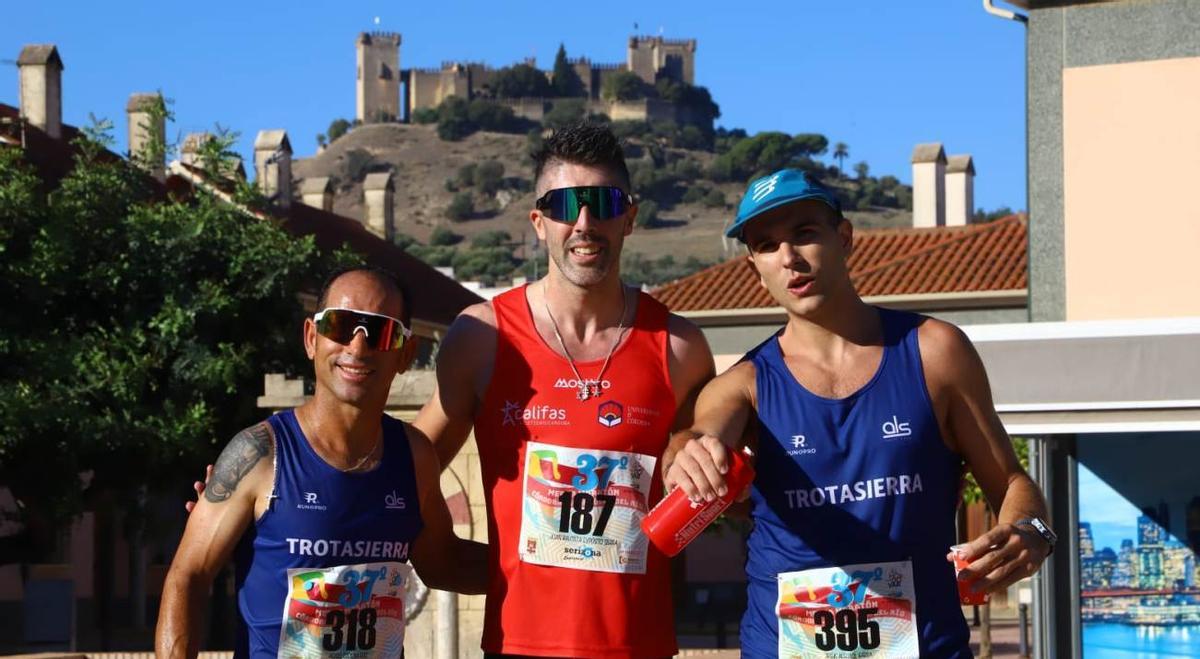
[777,560,919,659]
[277,561,411,658]
[519,441,656,574]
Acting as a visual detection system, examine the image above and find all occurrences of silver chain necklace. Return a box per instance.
[543,283,629,401]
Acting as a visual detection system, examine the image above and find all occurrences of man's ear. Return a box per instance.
[837,217,854,258]
[744,254,767,290]
[530,208,548,242]
[303,318,317,360]
[624,204,637,236]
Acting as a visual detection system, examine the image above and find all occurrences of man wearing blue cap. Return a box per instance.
[662,169,1053,657]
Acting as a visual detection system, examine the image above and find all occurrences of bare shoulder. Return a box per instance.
[439,301,498,367]
[204,421,275,504]
[713,359,758,389]
[666,312,713,359]
[915,316,986,388]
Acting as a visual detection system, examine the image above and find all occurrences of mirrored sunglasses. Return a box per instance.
[313,307,412,351]
[535,186,634,223]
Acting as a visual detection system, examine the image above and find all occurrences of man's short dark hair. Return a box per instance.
[316,265,412,325]
[532,121,631,193]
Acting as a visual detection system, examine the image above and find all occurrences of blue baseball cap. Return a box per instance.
[725,168,842,241]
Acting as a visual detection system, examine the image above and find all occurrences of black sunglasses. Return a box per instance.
[313,308,412,351]
[535,186,634,223]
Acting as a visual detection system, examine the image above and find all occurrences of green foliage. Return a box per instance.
[436,96,523,141]
[551,44,586,97]
[602,71,652,101]
[655,79,721,127]
[709,131,830,182]
[327,118,352,144]
[475,160,505,194]
[0,133,339,537]
[974,206,1016,223]
[456,163,477,189]
[621,253,713,288]
[544,99,587,130]
[430,226,463,246]
[392,232,418,251]
[491,63,553,99]
[452,246,519,284]
[833,141,849,176]
[853,161,870,180]
[471,230,512,248]
[681,186,707,204]
[411,107,438,125]
[703,188,727,208]
[610,120,651,140]
[446,193,475,221]
[635,200,659,228]
[406,244,456,267]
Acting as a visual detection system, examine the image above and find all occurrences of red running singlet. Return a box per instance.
[475,285,678,657]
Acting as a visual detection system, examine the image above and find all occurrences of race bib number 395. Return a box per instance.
[777,560,919,659]
[519,441,657,574]
[278,561,410,658]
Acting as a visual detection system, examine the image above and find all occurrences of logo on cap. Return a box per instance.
[751,174,781,203]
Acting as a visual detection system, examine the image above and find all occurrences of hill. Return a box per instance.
[293,123,914,284]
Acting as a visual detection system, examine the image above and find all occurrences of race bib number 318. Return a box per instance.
[777,560,919,659]
[519,441,656,574]
[278,561,410,658]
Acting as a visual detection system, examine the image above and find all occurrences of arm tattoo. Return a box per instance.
[205,423,272,503]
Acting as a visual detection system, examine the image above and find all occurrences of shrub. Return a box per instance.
[446,193,475,221]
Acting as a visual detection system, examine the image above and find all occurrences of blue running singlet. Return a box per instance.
[740,308,970,658]
[234,410,424,658]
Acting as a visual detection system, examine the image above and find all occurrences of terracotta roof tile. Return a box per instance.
[653,215,1027,311]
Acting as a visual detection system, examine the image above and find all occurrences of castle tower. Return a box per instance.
[627,36,696,85]
[356,32,401,123]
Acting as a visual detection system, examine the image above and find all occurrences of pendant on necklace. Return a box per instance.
[577,383,592,401]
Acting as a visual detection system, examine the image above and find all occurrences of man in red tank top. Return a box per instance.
[413,122,716,657]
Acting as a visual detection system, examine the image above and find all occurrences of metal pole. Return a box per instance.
[435,589,457,659]
[1019,603,1030,657]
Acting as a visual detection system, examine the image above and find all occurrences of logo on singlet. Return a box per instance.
[502,400,569,426]
[787,434,816,456]
[597,400,623,427]
[881,415,912,440]
[297,491,328,511]
[384,491,406,510]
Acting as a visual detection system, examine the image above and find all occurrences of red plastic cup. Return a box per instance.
[642,446,755,557]
[951,544,991,605]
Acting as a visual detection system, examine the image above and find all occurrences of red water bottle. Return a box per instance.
[642,445,755,557]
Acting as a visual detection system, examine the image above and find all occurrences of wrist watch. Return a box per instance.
[1016,517,1057,555]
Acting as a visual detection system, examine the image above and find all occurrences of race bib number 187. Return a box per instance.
[278,561,410,658]
[777,560,919,659]
[519,441,656,574]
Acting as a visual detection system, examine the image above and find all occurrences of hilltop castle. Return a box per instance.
[355,32,699,126]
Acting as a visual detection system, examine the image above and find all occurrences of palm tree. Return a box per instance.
[833,142,849,177]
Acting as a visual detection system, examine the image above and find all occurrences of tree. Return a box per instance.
[475,160,505,195]
[327,118,352,144]
[429,226,463,246]
[833,142,849,177]
[446,193,475,221]
[0,127,341,559]
[491,64,552,99]
[602,71,651,102]
[551,44,585,97]
[635,200,660,228]
[437,97,474,141]
[854,161,870,181]
[544,99,587,130]
[471,230,512,248]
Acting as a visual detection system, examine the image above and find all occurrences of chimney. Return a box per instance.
[180,132,211,167]
[127,92,166,181]
[911,142,946,228]
[254,130,292,208]
[17,44,64,139]
[300,177,334,212]
[363,170,395,240]
[944,155,975,227]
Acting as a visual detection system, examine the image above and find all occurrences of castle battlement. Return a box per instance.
[629,35,696,49]
[359,31,401,44]
[591,62,624,71]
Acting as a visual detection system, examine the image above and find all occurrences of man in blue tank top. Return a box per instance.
[156,266,487,658]
[663,170,1055,658]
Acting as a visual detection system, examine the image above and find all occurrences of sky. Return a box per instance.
[1078,464,1144,552]
[2,0,1027,211]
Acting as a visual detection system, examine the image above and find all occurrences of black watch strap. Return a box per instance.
[1016,517,1057,555]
